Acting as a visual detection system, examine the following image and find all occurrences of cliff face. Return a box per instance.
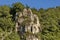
[15,8,41,40]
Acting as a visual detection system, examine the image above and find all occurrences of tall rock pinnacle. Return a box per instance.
[15,8,41,40]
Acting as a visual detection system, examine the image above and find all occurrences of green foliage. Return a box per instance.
[0,5,11,17]
[39,8,60,40]
[12,2,25,12]
[4,32,20,40]
[31,7,60,40]
[0,5,20,40]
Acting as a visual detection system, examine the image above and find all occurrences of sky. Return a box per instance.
[0,0,60,9]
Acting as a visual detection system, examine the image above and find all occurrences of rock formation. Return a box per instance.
[15,8,41,40]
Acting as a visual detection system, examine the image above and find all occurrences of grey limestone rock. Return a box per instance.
[15,8,41,40]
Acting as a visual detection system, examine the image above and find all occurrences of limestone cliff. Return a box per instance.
[15,8,41,40]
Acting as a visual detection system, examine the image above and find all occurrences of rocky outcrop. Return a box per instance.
[15,8,41,40]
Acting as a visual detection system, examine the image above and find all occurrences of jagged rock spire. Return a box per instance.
[15,8,41,40]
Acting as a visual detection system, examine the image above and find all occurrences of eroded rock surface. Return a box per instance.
[15,8,41,40]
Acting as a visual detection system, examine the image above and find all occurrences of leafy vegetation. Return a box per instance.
[0,2,60,40]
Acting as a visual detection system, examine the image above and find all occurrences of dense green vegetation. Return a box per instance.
[0,2,60,40]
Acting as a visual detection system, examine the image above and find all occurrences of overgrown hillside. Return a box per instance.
[0,2,60,40]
